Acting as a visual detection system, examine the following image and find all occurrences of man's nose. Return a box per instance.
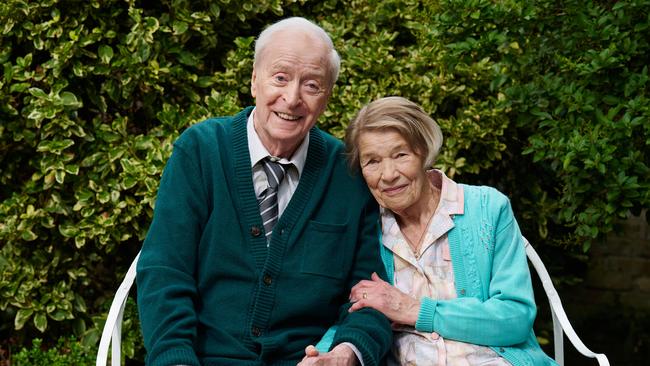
[282,82,302,107]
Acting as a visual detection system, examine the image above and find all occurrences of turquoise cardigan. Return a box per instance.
[319,184,557,366]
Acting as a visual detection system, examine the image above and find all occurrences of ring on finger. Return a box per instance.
[362,292,368,299]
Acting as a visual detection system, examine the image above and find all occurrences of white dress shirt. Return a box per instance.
[247,110,309,216]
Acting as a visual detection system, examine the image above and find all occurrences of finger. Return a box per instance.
[349,285,368,301]
[350,280,372,293]
[349,288,367,302]
[298,356,322,366]
[371,272,384,282]
[358,279,375,287]
[348,299,368,312]
[304,345,319,357]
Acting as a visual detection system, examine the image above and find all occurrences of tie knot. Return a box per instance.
[262,158,287,190]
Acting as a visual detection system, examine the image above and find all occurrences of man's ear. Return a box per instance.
[251,69,257,98]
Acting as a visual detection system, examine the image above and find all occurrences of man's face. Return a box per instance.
[251,30,332,157]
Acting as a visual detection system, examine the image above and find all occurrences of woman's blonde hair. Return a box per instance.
[345,96,443,170]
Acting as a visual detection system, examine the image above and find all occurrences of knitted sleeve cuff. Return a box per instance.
[415,297,437,332]
[332,332,375,366]
[333,323,392,366]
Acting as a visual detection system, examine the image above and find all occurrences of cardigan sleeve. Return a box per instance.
[136,141,206,366]
[415,188,537,347]
[329,196,393,366]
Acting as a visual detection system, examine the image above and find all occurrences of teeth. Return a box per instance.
[276,112,300,121]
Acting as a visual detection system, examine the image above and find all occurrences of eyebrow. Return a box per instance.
[268,62,327,80]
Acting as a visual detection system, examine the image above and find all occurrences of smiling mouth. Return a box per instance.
[275,111,301,121]
[383,185,407,195]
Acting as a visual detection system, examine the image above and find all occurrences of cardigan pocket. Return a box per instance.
[300,220,347,280]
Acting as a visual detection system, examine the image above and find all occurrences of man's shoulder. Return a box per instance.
[176,107,252,146]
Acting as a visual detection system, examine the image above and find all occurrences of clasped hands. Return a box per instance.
[298,272,421,365]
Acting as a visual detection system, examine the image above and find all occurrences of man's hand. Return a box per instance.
[297,344,358,366]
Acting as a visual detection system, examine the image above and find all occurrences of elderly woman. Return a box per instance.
[344,96,557,365]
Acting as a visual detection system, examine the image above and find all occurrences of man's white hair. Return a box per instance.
[254,17,341,87]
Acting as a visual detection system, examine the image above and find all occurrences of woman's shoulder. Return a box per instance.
[458,184,515,226]
[460,184,509,206]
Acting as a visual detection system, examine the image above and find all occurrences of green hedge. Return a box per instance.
[11,336,94,366]
[1,0,648,361]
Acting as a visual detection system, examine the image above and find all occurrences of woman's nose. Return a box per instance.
[380,160,398,181]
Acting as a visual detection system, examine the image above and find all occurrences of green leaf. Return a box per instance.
[97,190,110,203]
[28,87,48,98]
[73,318,87,335]
[27,110,44,120]
[21,229,38,241]
[59,224,79,238]
[74,294,87,313]
[173,21,189,35]
[15,308,34,330]
[137,42,151,62]
[75,236,86,248]
[55,170,65,184]
[98,44,114,64]
[60,91,82,107]
[64,164,79,175]
[122,175,138,189]
[49,309,67,321]
[10,82,30,93]
[34,312,47,332]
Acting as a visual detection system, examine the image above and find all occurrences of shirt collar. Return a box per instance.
[380,169,464,256]
[247,108,309,176]
[427,169,464,216]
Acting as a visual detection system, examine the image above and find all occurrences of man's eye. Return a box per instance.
[274,75,287,82]
[304,82,322,94]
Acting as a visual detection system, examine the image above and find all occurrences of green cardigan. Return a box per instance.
[137,107,391,366]
[319,185,557,365]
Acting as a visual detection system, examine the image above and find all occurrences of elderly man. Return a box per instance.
[136,17,391,366]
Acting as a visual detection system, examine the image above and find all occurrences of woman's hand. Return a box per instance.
[349,272,421,326]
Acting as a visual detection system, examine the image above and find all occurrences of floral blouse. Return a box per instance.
[381,170,511,366]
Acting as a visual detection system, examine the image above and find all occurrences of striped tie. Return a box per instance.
[259,158,287,241]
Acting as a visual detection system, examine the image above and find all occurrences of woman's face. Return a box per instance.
[358,129,429,215]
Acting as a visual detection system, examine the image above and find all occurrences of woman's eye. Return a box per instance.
[364,159,378,166]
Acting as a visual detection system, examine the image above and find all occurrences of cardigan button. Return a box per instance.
[499,347,505,352]
[252,326,261,337]
[250,226,261,237]
[263,274,273,286]
[460,289,466,295]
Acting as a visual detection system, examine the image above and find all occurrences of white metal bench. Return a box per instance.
[96,240,610,366]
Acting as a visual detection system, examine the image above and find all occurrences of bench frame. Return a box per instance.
[96,241,610,366]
